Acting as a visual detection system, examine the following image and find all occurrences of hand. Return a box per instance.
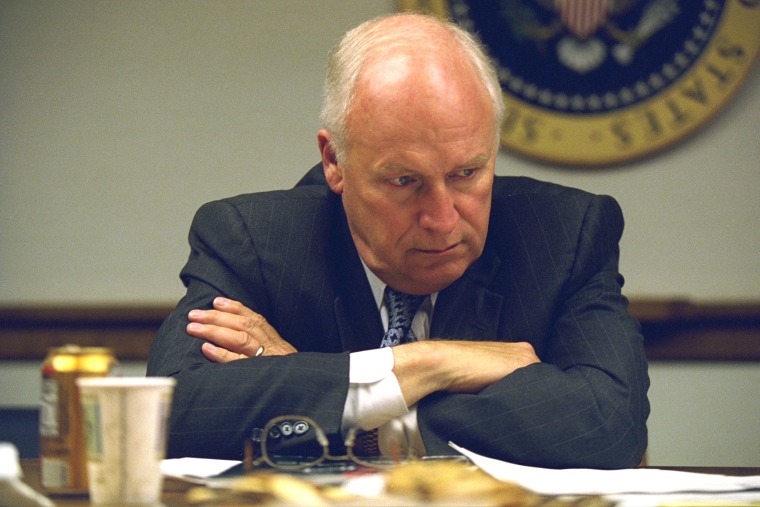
[391,340,540,406]
[186,297,297,362]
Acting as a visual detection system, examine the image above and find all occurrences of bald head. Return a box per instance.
[320,13,503,163]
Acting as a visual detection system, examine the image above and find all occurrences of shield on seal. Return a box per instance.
[555,0,612,40]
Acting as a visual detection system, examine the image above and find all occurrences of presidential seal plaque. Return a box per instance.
[398,0,760,166]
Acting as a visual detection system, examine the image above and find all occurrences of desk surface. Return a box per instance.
[21,460,191,507]
[19,460,760,506]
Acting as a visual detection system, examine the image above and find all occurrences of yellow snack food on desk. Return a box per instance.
[385,460,539,506]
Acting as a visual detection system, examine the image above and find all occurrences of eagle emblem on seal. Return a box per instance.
[503,0,680,73]
[447,0,719,114]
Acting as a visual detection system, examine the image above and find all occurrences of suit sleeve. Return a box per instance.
[146,199,350,459]
[417,195,650,469]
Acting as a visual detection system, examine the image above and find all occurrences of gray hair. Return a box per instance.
[320,13,504,163]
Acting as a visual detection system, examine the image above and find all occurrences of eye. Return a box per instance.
[389,175,416,187]
[450,168,478,179]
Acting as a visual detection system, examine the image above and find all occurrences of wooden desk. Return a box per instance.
[19,459,760,506]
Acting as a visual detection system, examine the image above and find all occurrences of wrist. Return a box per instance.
[391,342,450,405]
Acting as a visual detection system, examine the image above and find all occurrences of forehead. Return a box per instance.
[358,45,488,109]
[348,51,495,150]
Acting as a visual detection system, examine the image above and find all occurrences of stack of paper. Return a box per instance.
[450,443,760,507]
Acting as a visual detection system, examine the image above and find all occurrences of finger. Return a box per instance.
[202,304,292,354]
[213,297,253,317]
[188,308,255,331]
[187,322,262,357]
[190,304,269,339]
[252,321,298,355]
[189,302,299,356]
[201,341,247,363]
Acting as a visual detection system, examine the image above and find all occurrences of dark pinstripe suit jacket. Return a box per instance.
[147,164,649,469]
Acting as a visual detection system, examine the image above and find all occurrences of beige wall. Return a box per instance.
[1,0,758,465]
[2,0,758,304]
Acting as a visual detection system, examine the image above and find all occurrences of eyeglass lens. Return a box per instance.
[261,417,326,468]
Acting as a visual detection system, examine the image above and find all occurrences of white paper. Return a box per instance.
[611,491,760,507]
[160,457,241,482]
[450,442,760,496]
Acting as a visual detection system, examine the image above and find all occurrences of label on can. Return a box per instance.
[40,457,71,489]
[39,378,59,438]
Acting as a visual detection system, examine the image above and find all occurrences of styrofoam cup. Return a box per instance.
[76,377,175,505]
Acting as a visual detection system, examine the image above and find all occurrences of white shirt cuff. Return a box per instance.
[343,348,408,431]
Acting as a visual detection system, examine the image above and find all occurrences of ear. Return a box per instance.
[318,129,344,195]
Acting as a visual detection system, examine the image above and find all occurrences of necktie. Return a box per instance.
[380,287,426,348]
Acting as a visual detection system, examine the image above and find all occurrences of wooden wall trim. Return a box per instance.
[629,299,760,361]
[1,300,759,361]
[0,305,167,361]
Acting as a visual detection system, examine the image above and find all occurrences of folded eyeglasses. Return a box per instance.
[243,415,411,472]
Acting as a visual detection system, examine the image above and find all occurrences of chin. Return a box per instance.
[412,267,469,294]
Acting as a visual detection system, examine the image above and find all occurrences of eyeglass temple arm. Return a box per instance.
[243,438,254,472]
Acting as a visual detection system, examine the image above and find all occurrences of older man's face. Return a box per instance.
[324,52,497,295]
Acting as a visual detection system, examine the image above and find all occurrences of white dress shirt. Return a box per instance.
[341,264,436,457]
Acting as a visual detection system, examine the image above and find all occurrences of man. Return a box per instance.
[147,13,649,469]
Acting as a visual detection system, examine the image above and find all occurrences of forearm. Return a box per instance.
[342,341,541,458]
[418,362,647,468]
[148,313,350,459]
[391,340,541,406]
[392,294,648,468]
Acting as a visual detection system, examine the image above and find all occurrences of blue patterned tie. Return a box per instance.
[380,287,426,347]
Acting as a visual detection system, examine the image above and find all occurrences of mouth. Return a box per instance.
[416,243,459,255]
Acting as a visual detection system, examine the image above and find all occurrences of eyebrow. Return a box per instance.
[376,155,491,175]
[457,155,490,168]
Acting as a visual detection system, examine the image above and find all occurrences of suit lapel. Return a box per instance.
[328,201,384,352]
[431,247,503,341]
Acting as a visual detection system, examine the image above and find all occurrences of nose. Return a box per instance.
[418,184,458,234]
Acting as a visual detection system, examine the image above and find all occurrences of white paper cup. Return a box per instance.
[76,377,175,505]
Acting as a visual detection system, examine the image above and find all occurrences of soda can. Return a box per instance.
[39,345,118,494]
